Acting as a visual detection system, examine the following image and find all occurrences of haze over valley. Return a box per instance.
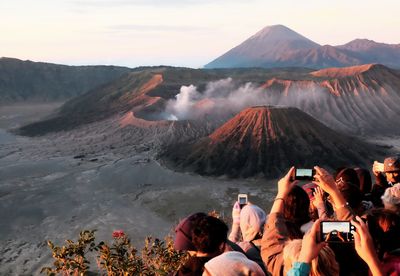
[1,23,400,274]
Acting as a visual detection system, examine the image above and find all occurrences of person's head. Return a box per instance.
[340,185,363,211]
[191,215,228,255]
[174,212,207,251]
[354,167,372,196]
[381,184,400,214]
[203,251,265,276]
[334,168,363,210]
[364,208,400,259]
[384,156,400,184]
[334,167,360,190]
[284,185,310,229]
[283,239,339,276]
[239,204,266,242]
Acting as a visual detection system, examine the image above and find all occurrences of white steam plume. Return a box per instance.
[165,78,331,120]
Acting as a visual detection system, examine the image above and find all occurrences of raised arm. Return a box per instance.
[228,201,242,242]
[261,167,298,276]
[352,216,384,276]
[313,166,355,220]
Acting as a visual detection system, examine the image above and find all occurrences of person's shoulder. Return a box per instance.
[237,241,254,252]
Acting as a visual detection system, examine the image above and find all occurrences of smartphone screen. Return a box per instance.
[320,221,354,243]
[238,194,248,207]
[295,168,315,180]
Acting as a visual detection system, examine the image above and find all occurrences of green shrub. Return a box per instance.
[41,230,188,276]
[40,230,99,276]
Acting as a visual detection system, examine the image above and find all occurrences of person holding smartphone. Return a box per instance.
[229,196,267,274]
[261,167,338,276]
[371,156,400,207]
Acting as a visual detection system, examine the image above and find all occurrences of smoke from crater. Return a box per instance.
[165,78,329,120]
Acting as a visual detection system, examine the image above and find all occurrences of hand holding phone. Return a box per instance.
[373,161,384,174]
[320,221,355,243]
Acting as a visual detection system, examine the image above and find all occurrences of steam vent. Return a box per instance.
[163,106,382,178]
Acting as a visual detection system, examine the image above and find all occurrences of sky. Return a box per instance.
[1,0,399,68]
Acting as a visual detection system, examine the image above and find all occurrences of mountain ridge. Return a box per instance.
[16,64,400,137]
[205,25,400,69]
[0,57,132,103]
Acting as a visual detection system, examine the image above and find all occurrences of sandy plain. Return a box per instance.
[0,103,277,275]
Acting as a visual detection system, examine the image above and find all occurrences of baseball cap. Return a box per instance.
[384,156,400,173]
[174,212,207,251]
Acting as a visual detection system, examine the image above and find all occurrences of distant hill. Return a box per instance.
[0,57,131,103]
[162,106,382,178]
[337,39,400,69]
[17,67,311,136]
[204,25,400,69]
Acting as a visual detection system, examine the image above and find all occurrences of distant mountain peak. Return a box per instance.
[204,24,319,68]
[251,24,306,40]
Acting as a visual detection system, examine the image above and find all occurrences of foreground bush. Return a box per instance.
[41,230,188,276]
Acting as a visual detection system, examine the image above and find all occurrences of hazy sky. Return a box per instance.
[1,0,399,68]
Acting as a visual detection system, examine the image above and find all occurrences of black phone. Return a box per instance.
[320,221,355,243]
[293,168,315,181]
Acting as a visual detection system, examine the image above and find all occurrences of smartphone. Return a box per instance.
[238,194,248,208]
[294,168,315,181]
[320,221,355,243]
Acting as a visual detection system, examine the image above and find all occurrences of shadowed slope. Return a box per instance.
[0,57,130,103]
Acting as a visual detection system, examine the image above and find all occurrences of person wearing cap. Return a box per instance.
[371,155,400,207]
[228,202,267,273]
[172,213,233,276]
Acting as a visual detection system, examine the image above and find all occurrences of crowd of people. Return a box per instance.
[170,155,400,276]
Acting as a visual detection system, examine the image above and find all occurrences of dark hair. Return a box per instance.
[365,208,400,259]
[354,167,372,196]
[191,216,228,254]
[334,167,360,190]
[340,185,363,210]
[284,185,310,238]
